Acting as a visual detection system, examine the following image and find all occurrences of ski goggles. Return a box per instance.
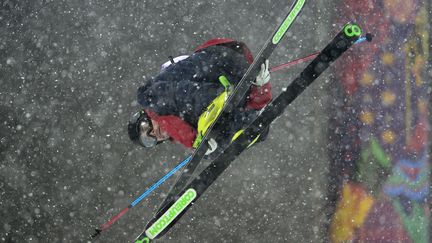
[138,121,158,148]
[128,111,158,148]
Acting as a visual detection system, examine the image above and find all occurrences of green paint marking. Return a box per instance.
[343,23,362,37]
[392,200,429,243]
[370,138,391,167]
[355,137,392,196]
[272,0,306,44]
[145,188,197,239]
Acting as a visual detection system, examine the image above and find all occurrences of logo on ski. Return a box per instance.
[272,0,306,44]
[343,23,362,37]
[135,237,150,243]
[145,188,197,239]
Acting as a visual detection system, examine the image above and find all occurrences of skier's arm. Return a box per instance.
[245,82,272,110]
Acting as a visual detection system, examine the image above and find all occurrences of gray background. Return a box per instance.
[1,0,342,242]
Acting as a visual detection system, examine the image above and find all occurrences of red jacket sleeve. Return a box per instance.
[245,82,272,110]
[145,110,197,148]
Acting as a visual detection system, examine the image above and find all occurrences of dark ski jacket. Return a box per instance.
[137,38,272,149]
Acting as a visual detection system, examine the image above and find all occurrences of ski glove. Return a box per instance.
[205,138,218,156]
[254,59,270,86]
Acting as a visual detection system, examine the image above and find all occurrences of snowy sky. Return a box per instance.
[1,1,345,242]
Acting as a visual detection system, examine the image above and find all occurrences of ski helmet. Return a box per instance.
[128,110,158,148]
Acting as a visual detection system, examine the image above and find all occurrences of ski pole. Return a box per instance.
[270,51,320,72]
[91,155,192,238]
[270,33,372,73]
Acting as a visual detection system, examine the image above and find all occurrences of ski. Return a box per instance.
[92,32,372,241]
[135,23,365,242]
[154,0,306,220]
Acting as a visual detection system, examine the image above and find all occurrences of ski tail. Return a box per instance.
[135,23,363,242]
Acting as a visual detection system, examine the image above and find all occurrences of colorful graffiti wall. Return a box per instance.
[328,0,430,242]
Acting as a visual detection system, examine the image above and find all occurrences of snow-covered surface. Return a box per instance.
[1,1,340,242]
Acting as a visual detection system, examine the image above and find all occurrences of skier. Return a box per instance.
[128,38,272,156]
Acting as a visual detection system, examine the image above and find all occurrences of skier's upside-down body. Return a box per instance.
[128,38,272,157]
